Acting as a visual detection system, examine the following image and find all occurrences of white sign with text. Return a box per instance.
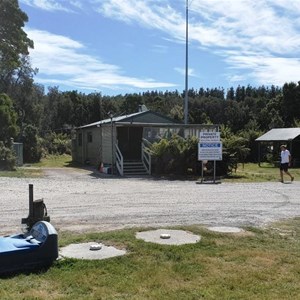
[198,142,223,161]
[199,131,220,142]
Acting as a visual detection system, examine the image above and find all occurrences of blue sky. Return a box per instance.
[19,0,300,96]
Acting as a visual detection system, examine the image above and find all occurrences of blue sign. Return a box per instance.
[198,142,223,161]
[200,143,221,148]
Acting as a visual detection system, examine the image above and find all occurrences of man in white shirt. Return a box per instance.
[280,145,294,183]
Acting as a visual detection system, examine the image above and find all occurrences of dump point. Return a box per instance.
[207,226,244,233]
[60,243,126,260]
[136,229,201,245]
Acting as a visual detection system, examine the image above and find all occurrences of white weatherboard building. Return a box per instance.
[72,109,218,176]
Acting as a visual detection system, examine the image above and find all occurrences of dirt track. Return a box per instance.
[1,168,300,235]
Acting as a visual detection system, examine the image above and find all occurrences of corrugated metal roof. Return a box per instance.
[78,110,181,129]
[256,128,300,142]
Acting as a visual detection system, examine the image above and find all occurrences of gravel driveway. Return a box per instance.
[1,168,299,235]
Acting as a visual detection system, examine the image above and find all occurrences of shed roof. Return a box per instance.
[256,128,300,142]
[78,110,181,129]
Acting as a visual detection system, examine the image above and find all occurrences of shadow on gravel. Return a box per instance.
[63,161,217,182]
[64,160,83,169]
[86,169,203,182]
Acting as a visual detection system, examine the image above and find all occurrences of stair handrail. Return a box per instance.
[141,139,152,175]
[115,143,123,176]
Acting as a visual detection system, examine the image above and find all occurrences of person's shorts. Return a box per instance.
[280,163,289,172]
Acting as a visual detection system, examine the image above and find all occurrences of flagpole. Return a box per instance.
[184,0,189,125]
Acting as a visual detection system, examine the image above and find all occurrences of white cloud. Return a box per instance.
[21,0,300,88]
[26,29,177,91]
[222,49,300,86]
[95,0,184,38]
[227,54,300,86]
[95,0,300,85]
[20,0,72,12]
[174,67,197,77]
[151,44,168,54]
[69,0,83,10]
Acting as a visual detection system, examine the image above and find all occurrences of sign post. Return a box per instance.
[198,132,222,183]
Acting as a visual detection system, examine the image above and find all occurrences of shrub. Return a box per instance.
[221,133,250,174]
[41,132,71,155]
[148,129,251,177]
[0,141,16,170]
[148,134,199,175]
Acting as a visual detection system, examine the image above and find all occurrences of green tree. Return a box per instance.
[169,104,184,121]
[0,93,19,142]
[120,94,143,114]
[41,86,61,132]
[7,55,40,129]
[0,0,34,93]
[221,125,250,172]
[239,120,263,162]
[226,87,235,100]
[224,100,247,132]
[23,124,42,163]
[86,92,103,122]
[282,82,300,126]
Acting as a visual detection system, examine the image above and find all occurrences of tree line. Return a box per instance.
[1,0,300,171]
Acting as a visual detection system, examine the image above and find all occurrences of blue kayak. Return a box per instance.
[0,221,58,275]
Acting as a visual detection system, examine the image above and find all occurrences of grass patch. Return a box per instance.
[29,154,74,168]
[0,168,42,178]
[0,155,77,178]
[223,162,300,183]
[1,219,299,299]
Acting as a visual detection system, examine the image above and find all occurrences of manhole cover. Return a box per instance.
[207,226,244,233]
[60,243,126,260]
[136,229,201,245]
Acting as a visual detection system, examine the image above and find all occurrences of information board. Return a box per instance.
[198,142,222,161]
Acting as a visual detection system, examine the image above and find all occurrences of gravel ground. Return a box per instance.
[1,168,300,235]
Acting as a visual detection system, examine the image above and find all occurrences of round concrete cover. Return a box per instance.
[136,229,201,245]
[60,243,126,260]
[207,226,244,233]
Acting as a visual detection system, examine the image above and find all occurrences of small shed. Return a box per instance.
[13,142,23,166]
[72,109,218,175]
[256,128,300,166]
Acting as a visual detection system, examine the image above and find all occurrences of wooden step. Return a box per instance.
[123,160,149,175]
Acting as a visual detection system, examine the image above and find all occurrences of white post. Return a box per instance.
[184,0,189,125]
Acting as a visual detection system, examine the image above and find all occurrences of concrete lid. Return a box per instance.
[60,242,126,260]
[136,229,201,245]
[207,226,244,233]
